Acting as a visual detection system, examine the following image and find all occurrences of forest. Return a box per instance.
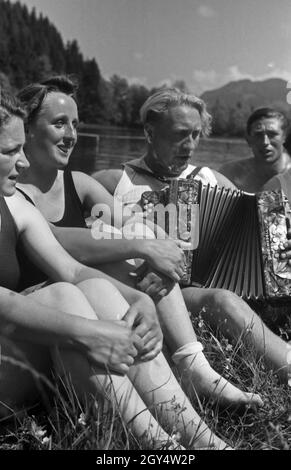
[0,0,290,136]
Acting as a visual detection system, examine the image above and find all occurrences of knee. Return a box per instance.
[211,289,255,327]
[77,278,117,296]
[211,289,241,311]
[47,282,83,303]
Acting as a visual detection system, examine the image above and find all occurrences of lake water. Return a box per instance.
[68,126,251,176]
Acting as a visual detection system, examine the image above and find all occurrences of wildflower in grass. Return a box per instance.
[30,419,47,441]
[41,436,51,448]
[78,412,87,427]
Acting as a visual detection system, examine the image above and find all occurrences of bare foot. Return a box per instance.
[179,354,263,410]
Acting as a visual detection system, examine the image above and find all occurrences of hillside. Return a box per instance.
[201,78,291,136]
[0,0,290,135]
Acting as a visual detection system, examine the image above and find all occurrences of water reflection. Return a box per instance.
[68,129,250,176]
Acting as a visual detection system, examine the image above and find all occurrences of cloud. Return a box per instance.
[126,76,148,86]
[156,77,175,89]
[190,65,291,94]
[197,4,216,18]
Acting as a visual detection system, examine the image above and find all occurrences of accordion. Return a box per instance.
[141,179,291,303]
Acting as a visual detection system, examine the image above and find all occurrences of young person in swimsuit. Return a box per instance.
[0,88,237,450]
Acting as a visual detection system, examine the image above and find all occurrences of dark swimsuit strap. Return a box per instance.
[16,187,35,205]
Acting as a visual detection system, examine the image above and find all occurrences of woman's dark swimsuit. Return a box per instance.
[17,170,87,289]
[0,197,20,291]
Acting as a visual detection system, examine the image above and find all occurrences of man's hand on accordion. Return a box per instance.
[142,238,190,282]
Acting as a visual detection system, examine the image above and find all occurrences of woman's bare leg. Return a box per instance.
[27,282,177,448]
[73,278,231,449]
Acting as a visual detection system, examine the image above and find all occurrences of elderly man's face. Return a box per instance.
[247,117,286,165]
[148,105,202,177]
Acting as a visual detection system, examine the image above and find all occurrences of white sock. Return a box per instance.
[172,341,206,367]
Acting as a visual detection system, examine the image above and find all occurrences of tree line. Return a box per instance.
[1,0,290,136]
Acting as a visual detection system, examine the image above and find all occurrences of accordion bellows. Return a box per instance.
[142,180,291,302]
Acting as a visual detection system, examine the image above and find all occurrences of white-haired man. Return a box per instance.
[95,88,289,383]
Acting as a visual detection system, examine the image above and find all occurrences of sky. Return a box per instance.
[10,0,291,93]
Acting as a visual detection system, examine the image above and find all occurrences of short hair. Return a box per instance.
[17,75,78,125]
[0,87,26,129]
[140,88,212,137]
[246,107,288,135]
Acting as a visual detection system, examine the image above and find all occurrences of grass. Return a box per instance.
[0,312,290,451]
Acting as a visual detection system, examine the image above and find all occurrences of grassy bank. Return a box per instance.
[1,314,290,451]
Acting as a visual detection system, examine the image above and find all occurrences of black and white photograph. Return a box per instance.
[0,0,290,455]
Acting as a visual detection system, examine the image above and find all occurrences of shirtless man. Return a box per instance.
[219,108,291,193]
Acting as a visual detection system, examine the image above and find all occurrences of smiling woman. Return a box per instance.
[17,76,125,227]
[24,91,79,170]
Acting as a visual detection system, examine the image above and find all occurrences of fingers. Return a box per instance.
[142,327,162,345]
[138,328,162,357]
[174,240,191,250]
[134,322,150,338]
[136,273,154,292]
[140,341,163,362]
[137,272,174,298]
[123,308,138,328]
[155,288,169,301]
[280,250,291,260]
[141,336,161,354]
[132,333,144,351]
[143,282,164,297]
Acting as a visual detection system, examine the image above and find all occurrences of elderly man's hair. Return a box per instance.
[0,87,26,129]
[140,88,212,137]
[246,107,289,135]
[17,75,78,125]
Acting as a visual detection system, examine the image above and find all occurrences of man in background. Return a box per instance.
[219,108,291,193]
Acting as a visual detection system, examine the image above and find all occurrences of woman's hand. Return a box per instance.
[78,319,143,374]
[123,295,163,362]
